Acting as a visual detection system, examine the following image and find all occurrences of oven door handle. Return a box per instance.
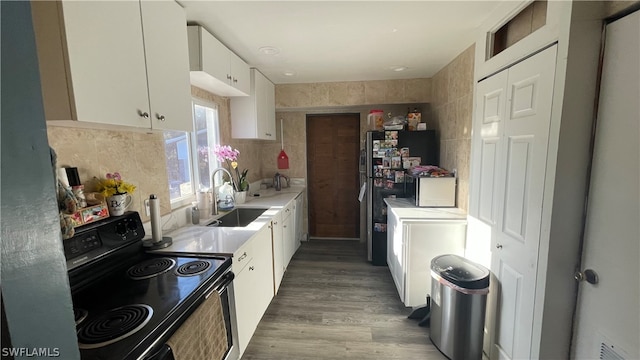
[144,344,173,360]
[206,271,235,299]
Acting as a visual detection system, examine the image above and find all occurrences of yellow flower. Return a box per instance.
[95,173,136,197]
[231,161,238,169]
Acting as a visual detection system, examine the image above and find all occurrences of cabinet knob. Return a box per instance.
[227,74,232,80]
[138,110,149,119]
[273,221,278,225]
[233,77,238,83]
[249,266,254,271]
[156,114,166,122]
[265,133,272,137]
[496,244,503,249]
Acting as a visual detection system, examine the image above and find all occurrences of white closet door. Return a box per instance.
[491,45,557,360]
[467,68,508,272]
[470,70,508,226]
[571,11,640,360]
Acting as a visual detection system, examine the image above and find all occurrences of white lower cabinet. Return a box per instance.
[233,225,273,357]
[282,214,295,268]
[386,205,467,307]
[271,214,285,294]
[233,194,305,356]
[294,193,305,244]
[281,200,297,268]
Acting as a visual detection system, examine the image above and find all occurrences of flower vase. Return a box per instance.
[235,191,247,204]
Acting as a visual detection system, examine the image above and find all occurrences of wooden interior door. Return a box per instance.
[306,114,360,239]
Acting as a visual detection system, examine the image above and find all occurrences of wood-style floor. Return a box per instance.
[241,240,447,360]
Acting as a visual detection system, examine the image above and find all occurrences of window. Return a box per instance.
[164,130,193,203]
[192,100,221,190]
[164,99,220,207]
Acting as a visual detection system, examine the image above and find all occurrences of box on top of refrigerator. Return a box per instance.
[407,175,456,207]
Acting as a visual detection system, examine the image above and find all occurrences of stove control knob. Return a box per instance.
[115,223,127,236]
[127,220,139,231]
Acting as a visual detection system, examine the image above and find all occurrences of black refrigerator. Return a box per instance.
[366,130,437,265]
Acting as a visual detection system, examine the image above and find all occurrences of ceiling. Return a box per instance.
[178,1,505,84]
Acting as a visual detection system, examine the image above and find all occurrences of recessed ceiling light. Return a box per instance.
[390,66,408,72]
[283,71,296,76]
[392,28,399,33]
[258,46,280,55]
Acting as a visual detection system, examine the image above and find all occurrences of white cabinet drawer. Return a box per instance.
[232,240,253,274]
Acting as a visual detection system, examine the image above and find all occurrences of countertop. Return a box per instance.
[384,198,467,220]
[150,186,305,257]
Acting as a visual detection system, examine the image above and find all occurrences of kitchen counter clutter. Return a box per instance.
[152,185,305,358]
[384,198,467,307]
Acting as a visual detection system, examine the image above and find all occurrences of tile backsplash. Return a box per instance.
[47,126,170,223]
[47,85,270,223]
[430,44,475,212]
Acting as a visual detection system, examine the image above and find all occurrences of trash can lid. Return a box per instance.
[431,254,490,289]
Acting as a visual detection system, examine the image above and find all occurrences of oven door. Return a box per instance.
[144,271,237,360]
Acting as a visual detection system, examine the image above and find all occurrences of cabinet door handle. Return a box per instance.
[156,114,166,122]
[265,133,272,137]
[238,252,247,261]
[138,110,149,119]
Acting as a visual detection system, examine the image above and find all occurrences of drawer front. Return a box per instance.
[282,200,294,220]
[232,240,254,274]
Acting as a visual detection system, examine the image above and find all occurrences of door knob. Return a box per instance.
[574,269,599,284]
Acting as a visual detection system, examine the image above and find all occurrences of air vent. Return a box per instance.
[600,342,625,360]
[598,333,629,360]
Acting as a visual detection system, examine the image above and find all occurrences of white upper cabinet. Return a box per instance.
[140,0,193,132]
[230,69,276,140]
[187,25,250,97]
[31,0,193,132]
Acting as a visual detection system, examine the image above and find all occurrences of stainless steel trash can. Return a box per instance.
[430,254,490,360]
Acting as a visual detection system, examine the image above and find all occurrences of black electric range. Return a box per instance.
[64,212,233,360]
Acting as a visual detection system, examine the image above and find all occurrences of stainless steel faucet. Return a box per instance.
[210,167,235,216]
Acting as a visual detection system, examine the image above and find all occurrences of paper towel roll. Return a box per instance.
[57,168,69,187]
[149,194,162,243]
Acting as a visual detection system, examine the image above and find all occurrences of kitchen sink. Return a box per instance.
[206,208,268,227]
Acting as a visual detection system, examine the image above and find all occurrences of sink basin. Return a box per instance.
[207,208,268,227]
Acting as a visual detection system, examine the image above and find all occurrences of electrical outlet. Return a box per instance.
[144,199,150,216]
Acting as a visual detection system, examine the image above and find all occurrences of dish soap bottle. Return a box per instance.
[191,202,200,224]
[218,182,235,210]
